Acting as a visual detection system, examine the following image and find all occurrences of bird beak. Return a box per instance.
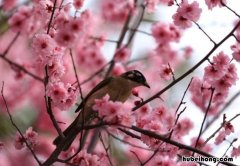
[143,81,150,88]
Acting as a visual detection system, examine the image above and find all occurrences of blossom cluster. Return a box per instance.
[190,52,238,115]
[14,127,38,150]
[93,94,134,126]
[1,0,240,165]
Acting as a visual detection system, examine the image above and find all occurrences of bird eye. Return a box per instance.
[134,72,145,82]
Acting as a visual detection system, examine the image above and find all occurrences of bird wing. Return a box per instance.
[75,77,114,112]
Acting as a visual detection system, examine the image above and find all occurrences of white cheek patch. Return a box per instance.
[128,73,135,78]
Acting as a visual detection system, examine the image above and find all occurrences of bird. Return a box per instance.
[53,70,150,151]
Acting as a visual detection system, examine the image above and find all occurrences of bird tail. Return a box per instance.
[53,116,80,151]
[53,108,95,151]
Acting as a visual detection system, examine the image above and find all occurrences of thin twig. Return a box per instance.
[203,113,240,146]
[69,49,83,100]
[132,21,240,111]
[1,32,20,57]
[142,148,159,165]
[175,78,193,114]
[221,0,240,18]
[44,0,64,139]
[130,150,143,165]
[202,91,240,134]
[130,125,237,166]
[72,61,111,87]
[128,28,152,36]
[1,82,42,166]
[46,0,57,34]
[107,130,152,151]
[174,0,216,45]
[193,88,214,155]
[216,138,237,166]
[0,55,44,82]
[169,107,187,139]
[99,132,114,166]
[44,68,64,138]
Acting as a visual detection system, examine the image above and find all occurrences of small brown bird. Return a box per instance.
[53,70,150,151]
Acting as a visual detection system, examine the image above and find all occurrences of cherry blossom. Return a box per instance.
[214,122,234,145]
[46,82,77,110]
[231,145,240,158]
[173,0,202,29]
[205,0,226,10]
[2,0,17,11]
[32,33,57,56]
[14,127,38,150]
[231,44,240,62]
[73,0,84,9]
[152,22,181,44]
[159,64,174,80]
[101,0,134,22]
[114,47,131,62]
[72,150,101,165]
[1,0,240,165]
[8,6,33,33]
[93,94,133,126]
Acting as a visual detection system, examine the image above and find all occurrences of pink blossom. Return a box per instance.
[114,47,131,62]
[223,122,234,135]
[47,82,77,110]
[25,127,38,145]
[191,137,212,152]
[189,77,211,109]
[152,22,181,44]
[54,28,77,47]
[183,46,193,58]
[48,56,66,80]
[159,64,173,80]
[93,95,133,126]
[135,104,152,123]
[212,52,230,71]
[101,0,134,22]
[32,34,56,56]
[231,145,240,158]
[8,6,32,33]
[2,0,17,11]
[205,0,226,10]
[173,118,194,137]
[73,0,84,9]
[212,92,228,104]
[14,133,25,150]
[214,121,234,145]
[231,44,240,62]
[47,81,67,101]
[33,0,53,21]
[68,17,84,34]
[172,12,192,29]
[179,0,202,22]
[76,39,106,73]
[14,127,38,150]
[111,63,126,76]
[145,0,160,13]
[72,150,101,165]
[203,65,224,84]
[214,130,226,145]
[153,106,168,121]
[225,64,238,85]
[212,76,231,93]
[160,0,174,6]
[173,0,202,29]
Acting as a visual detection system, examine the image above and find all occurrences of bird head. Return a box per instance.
[120,70,150,88]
